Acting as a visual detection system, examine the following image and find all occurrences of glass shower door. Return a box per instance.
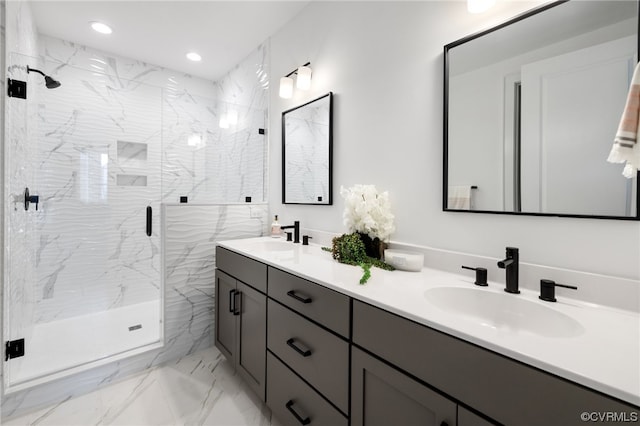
[4,54,163,391]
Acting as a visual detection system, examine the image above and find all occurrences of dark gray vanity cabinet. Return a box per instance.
[351,346,456,426]
[353,300,636,426]
[214,246,637,426]
[266,267,350,426]
[215,247,267,401]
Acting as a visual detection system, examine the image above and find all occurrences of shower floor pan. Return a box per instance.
[6,300,162,392]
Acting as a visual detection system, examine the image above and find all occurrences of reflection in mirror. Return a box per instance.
[444,0,639,219]
[282,92,333,204]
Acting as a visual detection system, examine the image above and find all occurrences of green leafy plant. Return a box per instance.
[322,233,394,284]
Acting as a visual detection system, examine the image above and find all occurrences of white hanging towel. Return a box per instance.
[448,185,473,210]
[608,62,640,178]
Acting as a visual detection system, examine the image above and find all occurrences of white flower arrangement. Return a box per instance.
[340,184,395,243]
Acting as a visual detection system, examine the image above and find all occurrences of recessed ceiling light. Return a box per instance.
[186,52,202,62]
[90,21,112,35]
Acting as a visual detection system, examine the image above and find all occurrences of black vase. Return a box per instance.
[357,233,387,260]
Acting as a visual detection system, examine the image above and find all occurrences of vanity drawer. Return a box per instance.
[268,267,350,337]
[353,300,637,426]
[267,352,348,426]
[216,246,267,293]
[267,299,349,413]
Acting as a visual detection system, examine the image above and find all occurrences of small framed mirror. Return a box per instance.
[282,92,333,205]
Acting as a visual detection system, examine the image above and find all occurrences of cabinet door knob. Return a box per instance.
[286,400,311,425]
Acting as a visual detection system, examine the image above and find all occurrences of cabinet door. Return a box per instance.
[215,270,237,361]
[237,281,267,401]
[351,347,456,426]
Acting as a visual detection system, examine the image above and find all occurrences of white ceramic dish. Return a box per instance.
[384,249,424,272]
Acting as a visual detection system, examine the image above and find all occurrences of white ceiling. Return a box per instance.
[30,1,310,81]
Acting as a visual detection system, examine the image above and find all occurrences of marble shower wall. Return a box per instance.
[27,53,163,324]
[214,42,269,111]
[163,93,267,203]
[39,35,269,205]
[5,36,270,322]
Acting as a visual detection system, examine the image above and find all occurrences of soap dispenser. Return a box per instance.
[271,215,282,238]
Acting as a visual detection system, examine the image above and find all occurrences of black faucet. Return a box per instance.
[281,221,300,244]
[497,247,519,294]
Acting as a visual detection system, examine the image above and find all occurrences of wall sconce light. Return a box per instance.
[279,62,312,99]
[279,77,294,99]
[296,65,312,90]
[467,0,495,13]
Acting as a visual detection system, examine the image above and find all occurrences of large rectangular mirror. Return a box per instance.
[444,0,640,219]
[282,92,333,205]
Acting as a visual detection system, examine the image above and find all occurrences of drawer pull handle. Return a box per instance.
[287,290,312,304]
[286,338,312,357]
[286,400,311,425]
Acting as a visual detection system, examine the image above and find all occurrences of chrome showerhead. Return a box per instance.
[27,66,61,89]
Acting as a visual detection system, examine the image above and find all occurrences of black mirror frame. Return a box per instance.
[443,0,640,220]
[282,92,334,205]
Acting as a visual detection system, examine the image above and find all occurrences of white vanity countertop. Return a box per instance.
[217,237,640,407]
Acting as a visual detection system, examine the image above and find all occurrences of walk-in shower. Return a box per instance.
[4,54,164,391]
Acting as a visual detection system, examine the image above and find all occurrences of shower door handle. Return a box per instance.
[24,187,40,211]
[146,206,152,237]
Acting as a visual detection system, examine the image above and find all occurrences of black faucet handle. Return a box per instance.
[461,266,488,286]
[302,235,312,246]
[286,232,293,241]
[539,279,578,302]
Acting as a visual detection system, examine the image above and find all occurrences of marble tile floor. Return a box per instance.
[3,347,283,426]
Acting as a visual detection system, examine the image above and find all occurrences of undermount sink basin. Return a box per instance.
[424,287,584,338]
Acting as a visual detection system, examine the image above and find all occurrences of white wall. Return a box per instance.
[269,1,640,280]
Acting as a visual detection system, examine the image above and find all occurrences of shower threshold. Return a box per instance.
[5,300,162,393]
